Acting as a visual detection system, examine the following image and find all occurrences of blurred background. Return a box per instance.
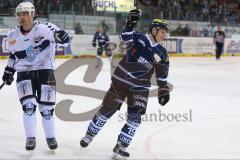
[0,0,239,36]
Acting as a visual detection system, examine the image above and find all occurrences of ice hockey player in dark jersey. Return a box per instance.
[80,9,170,160]
[92,25,115,68]
[1,1,69,152]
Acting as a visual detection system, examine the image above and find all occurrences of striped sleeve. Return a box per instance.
[155,52,169,87]
[119,25,134,43]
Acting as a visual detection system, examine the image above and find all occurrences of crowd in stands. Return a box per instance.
[0,0,239,37]
[140,0,240,26]
[1,0,239,26]
[170,23,214,37]
[0,0,94,16]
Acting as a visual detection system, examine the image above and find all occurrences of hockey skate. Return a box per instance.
[80,133,93,148]
[111,142,130,160]
[46,137,58,150]
[25,137,36,151]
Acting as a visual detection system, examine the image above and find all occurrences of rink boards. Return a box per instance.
[0,34,240,58]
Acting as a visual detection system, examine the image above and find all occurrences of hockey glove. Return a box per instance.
[54,30,70,44]
[92,42,96,47]
[2,66,15,85]
[126,9,141,27]
[158,85,170,106]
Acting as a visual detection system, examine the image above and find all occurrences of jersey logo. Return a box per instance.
[33,36,44,43]
[130,47,137,56]
[26,46,38,62]
[8,39,16,46]
[137,56,153,70]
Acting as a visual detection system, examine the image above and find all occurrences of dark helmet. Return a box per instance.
[149,19,170,33]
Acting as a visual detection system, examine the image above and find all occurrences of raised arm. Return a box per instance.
[119,9,141,43]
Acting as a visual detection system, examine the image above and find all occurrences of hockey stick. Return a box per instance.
[0,82,5,90]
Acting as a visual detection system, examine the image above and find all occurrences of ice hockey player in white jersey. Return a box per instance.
[80,9,170,160]
[1,1,69,151]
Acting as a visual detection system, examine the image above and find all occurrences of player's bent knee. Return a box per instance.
[127,107,143,124]
[22,98,37,116]
[39,104,54,120]
[99,104,118,118]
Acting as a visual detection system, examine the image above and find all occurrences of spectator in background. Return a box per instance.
[101,20,109,32]
[176,24,183,36]
[213,25,225,60]
[201,23,213,37]
[74,23,84,34]
[36,0,48,15]
[182,24,190,36]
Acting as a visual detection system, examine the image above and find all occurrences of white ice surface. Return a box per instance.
[0,57,240,159]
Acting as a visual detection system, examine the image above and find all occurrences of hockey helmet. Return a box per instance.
[149,19,170,33]
[16,1,35,17]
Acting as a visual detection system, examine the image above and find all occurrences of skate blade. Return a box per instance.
[27,150,34,155]
[24,150,34,160]
[111,153,128,160]
[48,149,56,155]
[80,146,84,150]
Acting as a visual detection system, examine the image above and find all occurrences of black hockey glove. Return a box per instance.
[126,9,141,27]
[158,85,170,106]
[2,66,15,85]
[54,30,70,44]
[92,42,96,47]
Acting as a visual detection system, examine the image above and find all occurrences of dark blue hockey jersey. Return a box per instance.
[92,32,110,48]
[112,25,169,90]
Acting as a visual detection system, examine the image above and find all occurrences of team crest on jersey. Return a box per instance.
[33,36,44,43]
[8,39,16,46]
[26,46,38,62]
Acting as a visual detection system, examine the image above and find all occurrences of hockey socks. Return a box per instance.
[39,105,55,138]
[118,119,140,147]
[80,112,109,147]
[87,112,108,137]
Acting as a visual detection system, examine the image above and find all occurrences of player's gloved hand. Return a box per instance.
[126,9,141,27]
[2,66,15,85]
[158,85,170,106]
[54,30,70,44]
[92,42,96,47]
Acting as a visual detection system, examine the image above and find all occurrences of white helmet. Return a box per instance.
[16,1,35,17]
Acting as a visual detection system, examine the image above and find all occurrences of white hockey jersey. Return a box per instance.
[6,21,60,72]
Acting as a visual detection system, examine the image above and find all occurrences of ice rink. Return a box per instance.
[0,57,240,160]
